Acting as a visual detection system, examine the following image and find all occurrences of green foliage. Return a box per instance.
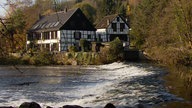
[96,0,126,21]
[29,52,54,65]
[56,52,99,65]
[68,46,78,52]
[2,9,27,53]
[80,39,91,52]
[0,56,21,65]
[73,2,96,23]
[131,0,192,66]
[118,4,127,18]
[108,37,124,61]
[97,37,124,64]
[7,9,26,34]
[130,0,158,49]
[173,0,192,48]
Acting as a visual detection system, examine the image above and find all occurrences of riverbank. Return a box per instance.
[0,37,141,66]
[0,52,100,66]
[0,50,142,66]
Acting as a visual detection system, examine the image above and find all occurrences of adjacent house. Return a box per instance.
[27,8,96,52]
[96,14,130,47]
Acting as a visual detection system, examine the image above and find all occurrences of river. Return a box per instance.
[0,62,189,108]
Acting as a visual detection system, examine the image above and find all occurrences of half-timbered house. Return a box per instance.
[27,8,96,52]
[96,14,130,47]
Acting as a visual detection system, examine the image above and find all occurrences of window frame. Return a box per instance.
[74,32,81,40]
[120,23,125,32]
[111,23,117,32]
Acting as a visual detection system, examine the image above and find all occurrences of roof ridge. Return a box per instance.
[58,8,79,26]
[46,8,79,16]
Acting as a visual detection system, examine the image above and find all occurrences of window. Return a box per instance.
[51,31,57,39]
[88,35,91,39]
[112,23,117,32]
[74,32,81,40]
[43,32,50,40]
[62,46,67,51]
[97,34,102,42]
[117,17,120,22]
[51,31,54,39]
[36,33,41,40]
[55,31,57,39]
[120,23,125,32]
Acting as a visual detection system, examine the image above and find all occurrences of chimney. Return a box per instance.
[107,20,110,25]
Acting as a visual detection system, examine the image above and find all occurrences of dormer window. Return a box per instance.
[112,23,117,32]
[74,32,81,40]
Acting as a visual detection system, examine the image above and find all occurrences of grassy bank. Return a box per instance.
[144,47,192,67]
[0,51,119,66]
[0,38,126,66]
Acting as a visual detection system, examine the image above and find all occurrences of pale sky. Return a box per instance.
[0,0,70,17]
[0,0,7,17]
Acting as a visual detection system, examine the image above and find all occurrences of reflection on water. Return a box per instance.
[162,65,192,108]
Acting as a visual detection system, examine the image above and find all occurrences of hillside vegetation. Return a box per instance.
[131,0,192,66]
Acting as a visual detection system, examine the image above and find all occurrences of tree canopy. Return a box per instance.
[131,0,192,65]
[73,2,96,23]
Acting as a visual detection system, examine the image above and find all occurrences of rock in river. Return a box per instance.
[104,103,116,108]
[62,105,84,108]
[19,102,41,108]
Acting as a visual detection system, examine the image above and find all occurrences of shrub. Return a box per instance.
[0,56,22,65]
[68,46,78,52]
[108,37,124,61]
[80,39,91,52]
[29,52,54,65]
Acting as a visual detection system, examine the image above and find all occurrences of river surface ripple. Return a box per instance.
[0,62,183,108]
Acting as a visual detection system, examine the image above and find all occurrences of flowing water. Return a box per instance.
[0,62,187,108]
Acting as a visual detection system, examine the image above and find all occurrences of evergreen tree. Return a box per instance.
[73,2,96,23]
[119,4,127,17]
[96,0,116,20]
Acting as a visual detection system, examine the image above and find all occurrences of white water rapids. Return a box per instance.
[0,62,183,108]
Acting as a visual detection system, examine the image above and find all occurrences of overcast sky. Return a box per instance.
[0,0,6,17]
[0,0,71,17]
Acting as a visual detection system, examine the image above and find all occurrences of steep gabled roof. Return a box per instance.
[96,14,118,29]
[29,8,78,32]
[96,14,129,29]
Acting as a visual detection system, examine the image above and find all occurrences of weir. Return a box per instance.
[0,63,182,107]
